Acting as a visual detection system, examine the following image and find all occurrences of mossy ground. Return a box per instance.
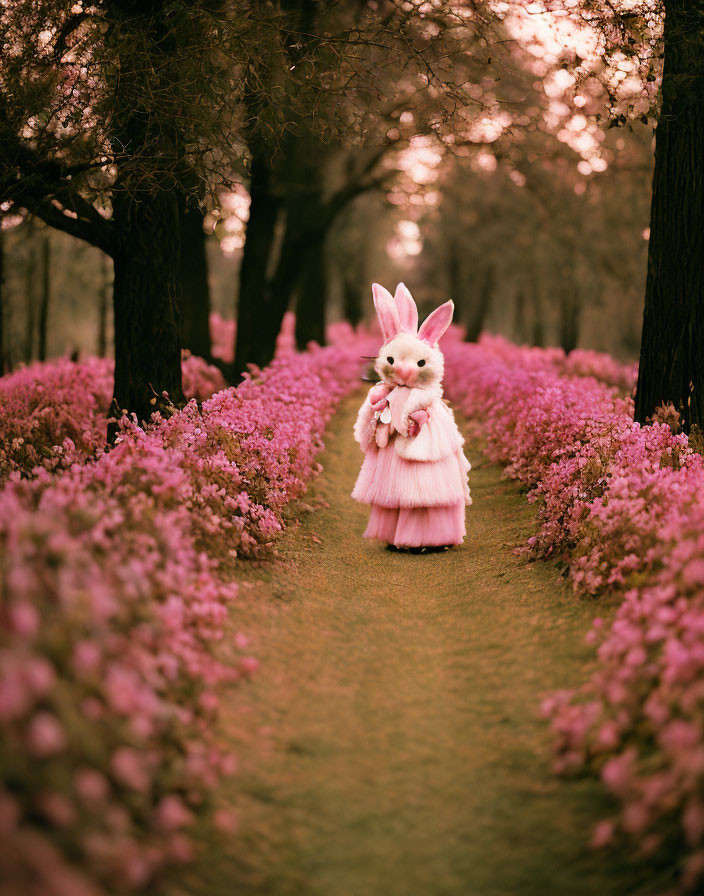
[175,392,663,896]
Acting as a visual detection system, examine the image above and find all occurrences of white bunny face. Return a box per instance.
[371,282,453,390]
[375,332,444,388]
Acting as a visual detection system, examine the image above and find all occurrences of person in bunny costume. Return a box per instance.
[352,282,471,549]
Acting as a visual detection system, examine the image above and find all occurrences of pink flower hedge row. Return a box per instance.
[209,310,359,365]
[0,341,368,896]
[477,333,637,393]
[0,315,373,485]
[443,338,704,892]
[0,353,227,483]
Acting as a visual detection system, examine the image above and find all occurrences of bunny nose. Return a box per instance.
[394,362,416,384]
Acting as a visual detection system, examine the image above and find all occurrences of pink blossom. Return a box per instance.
[239,656,259,676]
[26,712,67,756]
[590,819,615,849]
[24,657,56,696]
[7,602,40,637]
[0,666,31,721]
[110,747,150,792]
[72,641,102,675]
[167,833,194,864]
[683,559,704,587]
[684,802,704,846]
[38,792,76,827]
[213,807,238,833]
[73,769,110,803]
[155,795,194,831]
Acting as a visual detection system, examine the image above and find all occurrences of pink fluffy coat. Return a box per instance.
[352,380,471,547]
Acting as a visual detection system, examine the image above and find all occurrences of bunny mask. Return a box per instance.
[372,283,454,390]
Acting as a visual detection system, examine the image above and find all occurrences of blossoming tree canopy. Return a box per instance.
[493,0,704,431]
[0,0,504,416]
[363,3,658,352]
[228,1,508,376]
[1,0,261,423]
[228,0,627,373]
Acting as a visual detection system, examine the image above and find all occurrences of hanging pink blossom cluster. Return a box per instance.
[0,353,227,483]
[444,336,704,891]
[0,341,367,896]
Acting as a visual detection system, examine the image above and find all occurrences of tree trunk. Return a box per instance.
[559,289,580,354]
[238,173,331,369]
[179,200,212,360]
[531,288,545,347]
[234,131,373,372]
[97,253,110,357]
[446,235,463,317]
[295,236,327,349]
[466,264,494,342]
[634,1,704,431]
[342,273,363,327]
[38,233,51,362]
[235,187,313,373]
[234,153,282,375]
[513,289,527,344]
[0,229,5,375]
[264,206,312,349]
[24,232,37,364]
[110,189,183,430]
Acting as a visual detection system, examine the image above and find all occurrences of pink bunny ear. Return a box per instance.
[372,283,401,342]
[418,300,454,346]
[393,282,419,334]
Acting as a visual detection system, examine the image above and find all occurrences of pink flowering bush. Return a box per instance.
[0,341,369,895]
[562,347,637,394]
[0,453,242,894]
[140,344,369,561]
[0,357,114,481]
[443,337,704,891]
[180,350,227,402]
[210,312,236,365]
[477,333,637,392]
[0,354,226,483]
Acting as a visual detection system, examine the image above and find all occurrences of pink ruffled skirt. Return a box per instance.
[364,502,466,547]
[353,442,470,548]
[352,445,470,508]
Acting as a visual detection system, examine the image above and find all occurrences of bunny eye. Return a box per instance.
[387,356,394,365]
[417,359,426,367]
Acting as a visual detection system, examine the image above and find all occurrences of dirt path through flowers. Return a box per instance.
[179,391,659,896]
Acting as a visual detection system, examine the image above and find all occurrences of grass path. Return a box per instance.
[179,391,657,896]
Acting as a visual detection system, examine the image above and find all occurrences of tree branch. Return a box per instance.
[24,194,116,257]
[0,118,116,255]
